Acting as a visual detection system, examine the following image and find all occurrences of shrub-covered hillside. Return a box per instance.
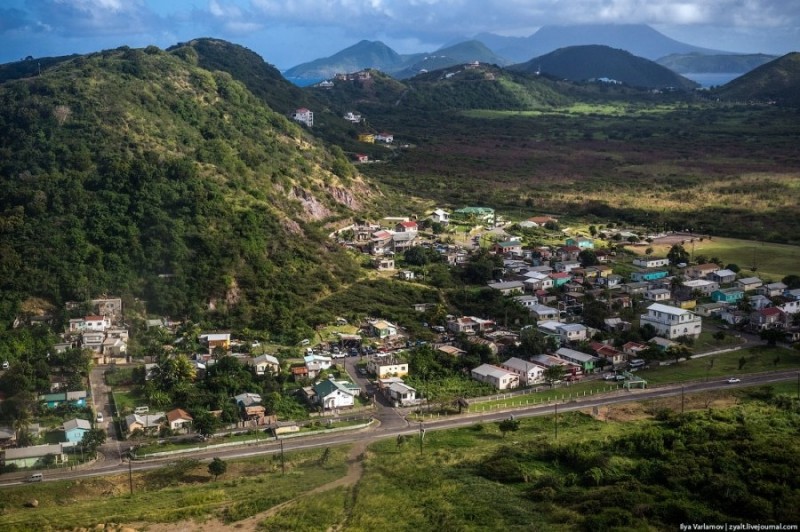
[0,44,370,339]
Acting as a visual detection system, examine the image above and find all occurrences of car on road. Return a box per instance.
[96,412,104,423]
[603,373,616,381]
[357,367,367,376]
[726,377,741,384]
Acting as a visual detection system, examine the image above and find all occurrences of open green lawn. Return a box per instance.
[640,345,799,385]
[634,236,800,281]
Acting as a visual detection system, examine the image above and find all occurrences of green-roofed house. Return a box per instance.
[452,207,495,227]
[313,378,362,410]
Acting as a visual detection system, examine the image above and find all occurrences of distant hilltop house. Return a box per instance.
[430,208,450,224]
[374,132,394,143]
[451,206,495,227]
[343,111,361,123]
[358,133,375,143]
[335,70,371,81]
[527,216,558,226]
[318,80,334,88]
[291,108,314,127]
[354,153,369,163]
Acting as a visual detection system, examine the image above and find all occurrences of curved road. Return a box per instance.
[2,368,797,487]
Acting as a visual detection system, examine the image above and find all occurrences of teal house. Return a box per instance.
[631,269,668,282]
[712,288,744,303]
[451,207,495,227]
[63,418,91,444]
[565,237,594,249]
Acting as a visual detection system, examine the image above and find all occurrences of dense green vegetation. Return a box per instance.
[0,44,367,337]
[348,393,800,531]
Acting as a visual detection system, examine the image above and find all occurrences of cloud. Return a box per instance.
[238,0,799,39]
[0,8,39,32]
[23,0,165,36]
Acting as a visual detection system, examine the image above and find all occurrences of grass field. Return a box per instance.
[630,236,800,280]
[0,447,349,531]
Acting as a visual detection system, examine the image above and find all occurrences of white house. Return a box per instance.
[375,132,394,143]
[682,279,719,296]
[304,354,332,371]
[386,381,417,406]
[314,379,360,410]
[166,408,193,432]
[556,323,588,344]
[640,303,702,340]
[291,108,314,127]
[529,304,560,322]
[343,111,361,123]
[248,354,280,376]
[431,209,450,224]
[499,357,544,385]
[69,315,111,333]
[367,357,409,378]
[736,277,763,292]
[633,257,670,268]
[646,288,672,302]
[471,364,519,390]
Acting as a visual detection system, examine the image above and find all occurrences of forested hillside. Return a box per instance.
[0,45,369,339]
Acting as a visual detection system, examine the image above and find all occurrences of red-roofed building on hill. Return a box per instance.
[395,221,418,233]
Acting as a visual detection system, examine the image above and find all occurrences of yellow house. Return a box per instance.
[678,299,697,310]
[358,133,375,143]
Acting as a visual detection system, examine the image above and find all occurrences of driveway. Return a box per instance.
[342,354,409,430]
[89,364,128,462]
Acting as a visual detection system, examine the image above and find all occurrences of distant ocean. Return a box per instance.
[681,72,743,88]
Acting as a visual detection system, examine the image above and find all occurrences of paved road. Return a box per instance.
[89,365,128,464]
[3,368,796,487]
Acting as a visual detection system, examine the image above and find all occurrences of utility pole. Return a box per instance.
[128,452,133,496]
[554,403,558,441]
[280,438,285,475]
[681,385,685,414]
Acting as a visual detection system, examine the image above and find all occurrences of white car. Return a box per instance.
[726,377,741,384]
[96,412,104,423]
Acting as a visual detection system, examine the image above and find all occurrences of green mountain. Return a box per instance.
[0,44,370,338]
[657,53,778,74]
[393,40,510,79]
[511,45,699,90]
[168,38,317,116]
[309,65,569,115]
[713,53,800,105]
[284,39,509,81]
[283,40,406,80]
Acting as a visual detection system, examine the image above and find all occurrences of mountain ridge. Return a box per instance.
[511,45,699,90]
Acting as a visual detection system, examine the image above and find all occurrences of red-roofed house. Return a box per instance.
[354,153,369,163]
[395,221,418,233]
[750,307,785,331]
[291,108,314,127]
[166,408,193,432]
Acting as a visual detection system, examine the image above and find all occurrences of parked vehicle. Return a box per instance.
[27,473,43,482]
[96,412,104,423]
[726,377,741,384]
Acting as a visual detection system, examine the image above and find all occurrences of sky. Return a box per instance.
[1,0,798,70]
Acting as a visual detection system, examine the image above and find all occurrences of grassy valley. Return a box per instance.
[0,389,798,530]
